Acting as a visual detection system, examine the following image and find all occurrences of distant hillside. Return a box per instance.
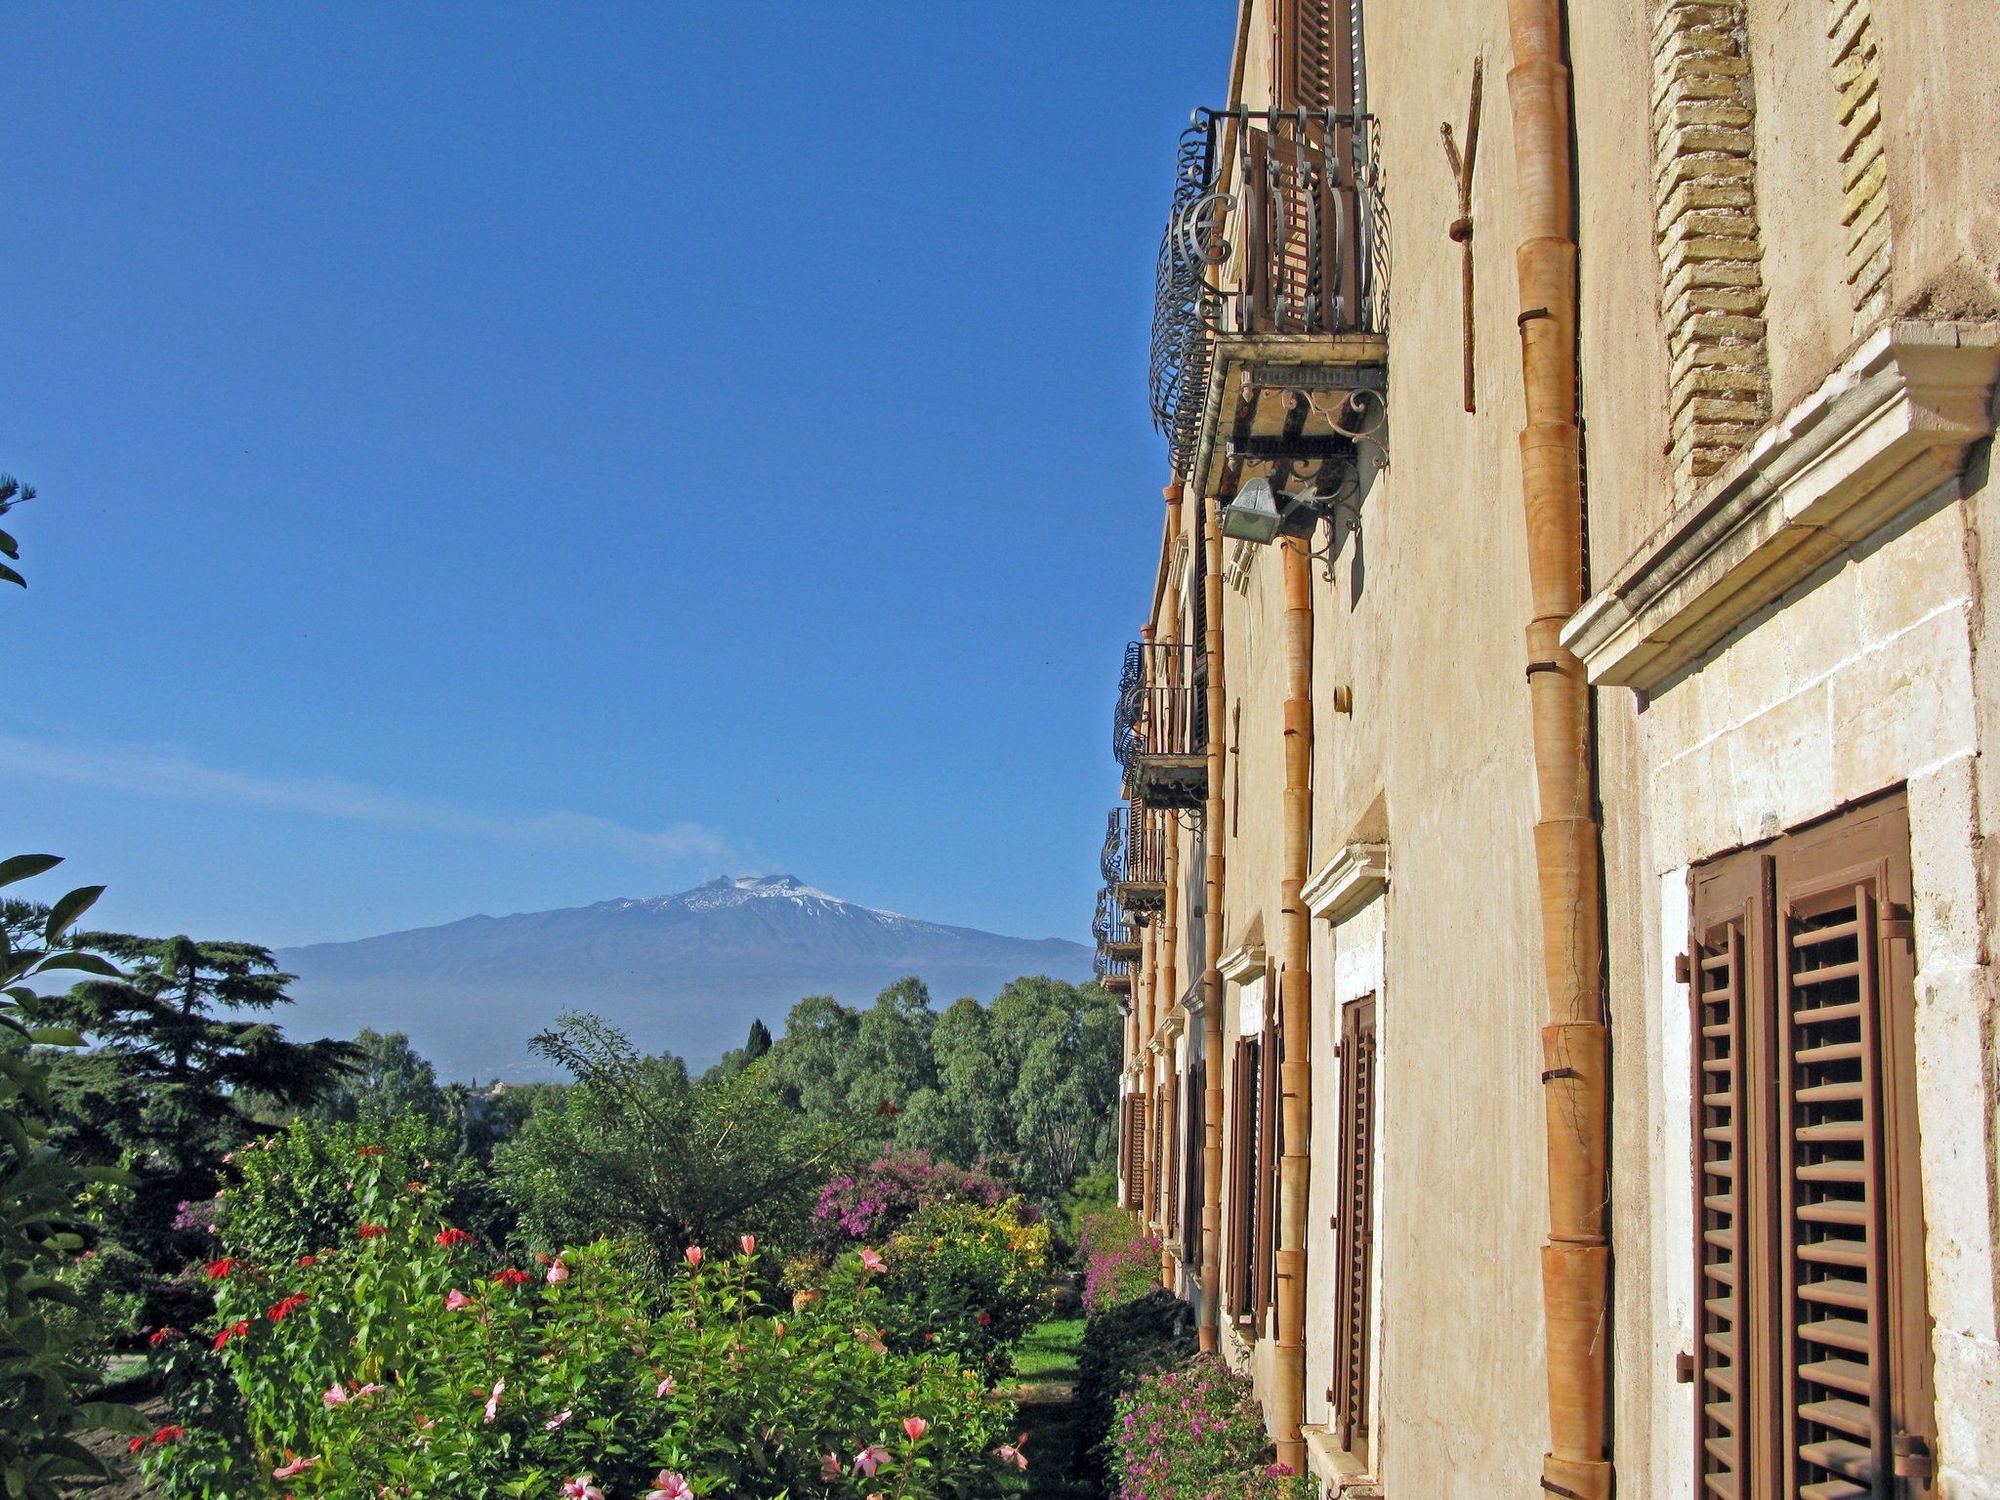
[275,875,1091,1080]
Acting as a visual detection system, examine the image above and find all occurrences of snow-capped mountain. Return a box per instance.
[275,876,1090,1080]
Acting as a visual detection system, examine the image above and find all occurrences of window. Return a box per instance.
[1332,994,1377,1463]
[1164,1070,1182,1239]
[1689,790,1936,1496]
[1181,1061,1206,1265]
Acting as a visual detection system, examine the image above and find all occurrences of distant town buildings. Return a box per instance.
[1100,2,1999,1495]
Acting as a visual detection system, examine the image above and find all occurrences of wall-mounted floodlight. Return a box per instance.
[1218,477,1332,546]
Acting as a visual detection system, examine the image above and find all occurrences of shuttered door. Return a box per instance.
[1691,848,1776,1497]
[1776,795,1934,1500]
[1332,995,1378,1461]
[1165,1071,1182,1238]
[1253,1011,1280,1325]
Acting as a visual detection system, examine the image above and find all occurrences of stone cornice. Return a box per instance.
[1218,943,1268,984]
[1564,321,2000,691]
[1303,842,1391,923]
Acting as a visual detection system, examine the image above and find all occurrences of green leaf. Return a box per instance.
[0,561,24,588]
[73,1402,148,1436]
[0,855,61,889]
[25,1029,85,1049]
[41,887,104,947]
[25,952,118,978]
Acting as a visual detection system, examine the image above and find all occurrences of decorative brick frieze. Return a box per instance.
[1827,0,1890,320]
[1652,0,1772,493]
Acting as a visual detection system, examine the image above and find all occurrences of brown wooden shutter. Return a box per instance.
[1165,1071,1181,1237]
[1182,1060,1206,1265]
[1332,995,1378,1462]
[1227,1036,1256,1318]
[1690,847,1774,1495]
[1253,1012,1280,1325]
[1687,790,1936,1499]
[1775,794,1934,1499]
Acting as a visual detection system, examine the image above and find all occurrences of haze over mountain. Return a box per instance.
[275,875,1092,1081]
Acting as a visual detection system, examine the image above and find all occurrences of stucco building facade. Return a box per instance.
[1101,2,2000,1496]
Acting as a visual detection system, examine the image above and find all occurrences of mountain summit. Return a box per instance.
[275,878,1089,1081]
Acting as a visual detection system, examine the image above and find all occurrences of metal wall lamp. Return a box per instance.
[1218,477,1336,545]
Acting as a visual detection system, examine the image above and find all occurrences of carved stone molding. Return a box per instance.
[1564,321,2000,691]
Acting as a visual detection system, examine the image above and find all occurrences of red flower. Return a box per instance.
[148,1327,183,1348]
[491,1268,532,1288]
[358,1223,387,1239]
[128,1437,145,1454]
[977,1310,993,1327]
[152,1426,186,1446]
[267,1293,309,1322]
[204,1257,240,1280]
[434,1227,475,1249]
[297,1255,318,1267]
[214,1319,251,1350]
[356,1146,385,1157]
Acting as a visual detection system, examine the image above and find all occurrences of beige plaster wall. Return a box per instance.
[1874,3,2000,317]
[1745,0,1863,414]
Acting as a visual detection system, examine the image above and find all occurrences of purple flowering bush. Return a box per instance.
[808,1151,1014,1255]
[1076,1208,1160,1315]
[1110,1355,1316,1500]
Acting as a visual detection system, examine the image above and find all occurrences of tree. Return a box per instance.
[494,1012,852,1271]
[44,933,357,1270]
[0,472,38,591]
[765,995,862,1122]
[311,1028,447,1125]
[845,977,937,1120]
[897,997,1007,1169]
[705,1017,775,1083]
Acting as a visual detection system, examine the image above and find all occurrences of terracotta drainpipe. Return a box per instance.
[1272,533,1313,1474]
[1155,489,1182,1279]
[1199,495,1227,1353]
[1503,6,1612,1499]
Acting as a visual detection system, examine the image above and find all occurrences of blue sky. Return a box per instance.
[0,4,1229,947]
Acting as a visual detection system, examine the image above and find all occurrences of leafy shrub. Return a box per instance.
[215,1114,502,1270]
[143,1144,1013,1499]
[807,1150,1013,1255]
[1074,1289,1195,1494]
[1076,1207,1161,1315]
[876,1199,1055,1379]
[0,856,145,1498]
[1110,1354,1315,1500]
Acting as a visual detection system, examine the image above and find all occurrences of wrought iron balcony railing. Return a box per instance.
[1094,946,1133,990]
[1113,801,1171,918]
[1114,640,1208,810]
[1094,886,1141,957]
[1150,105,1385,481]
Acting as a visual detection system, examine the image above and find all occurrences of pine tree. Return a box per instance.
[46,933,357,1268]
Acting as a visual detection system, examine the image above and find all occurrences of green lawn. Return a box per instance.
[993,1315,1095,1499]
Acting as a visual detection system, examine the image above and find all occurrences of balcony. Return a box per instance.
[1094,946,1134,993]
[1150,106,1387,495]
[1095,886,1142,960]
[1103,802,1170,920]
[1114,640,1208,810]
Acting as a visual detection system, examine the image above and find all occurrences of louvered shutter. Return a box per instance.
[1687,791,1936,1499]
[1228,1037,1256,1319]
[1182,1061,1206,1264]
[1254,1014,1280,1325]
[1165,1071,1181,1237]
[1332,995,1378,1461]
[1690,850,1773,1496]
[1776,796,1934,1499]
